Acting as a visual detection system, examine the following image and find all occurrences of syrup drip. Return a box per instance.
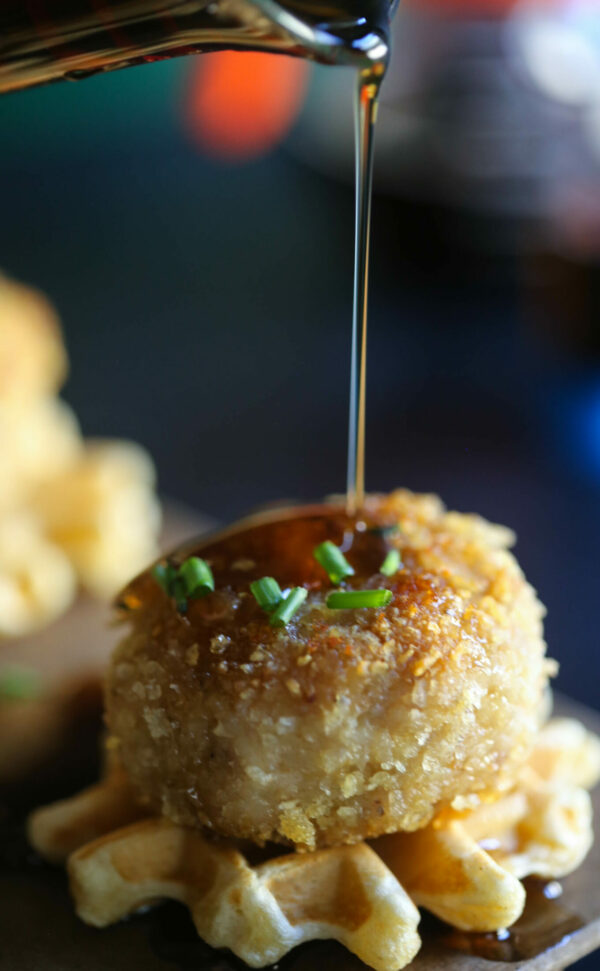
[346,66,386,515]
[439,879,584,962]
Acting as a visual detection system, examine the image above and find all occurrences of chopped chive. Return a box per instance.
[151,562,177,594]
[270,587,307,627]
[171,577,188,613]
[314,541,355,584]
[326,589,393,610]
[251,577,283,613]
[152,558,214,614]
[179,557,214,598]
[0,666,42,702]
[380,549,401,576]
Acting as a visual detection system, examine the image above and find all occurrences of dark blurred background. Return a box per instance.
[0,8,598,704]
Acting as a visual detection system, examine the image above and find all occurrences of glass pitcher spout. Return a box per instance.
[251,0,393,65]
[0,0,396,94]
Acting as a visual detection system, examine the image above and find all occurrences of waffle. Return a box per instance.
[28,763,149,864]
[28,717,600,971]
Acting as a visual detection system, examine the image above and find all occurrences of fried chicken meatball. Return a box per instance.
[106,490,553,851]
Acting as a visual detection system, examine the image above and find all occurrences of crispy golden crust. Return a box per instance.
[106,490,552,851]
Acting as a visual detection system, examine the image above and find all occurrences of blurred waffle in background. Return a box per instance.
[0,272,162,637]
[0,273,163,786]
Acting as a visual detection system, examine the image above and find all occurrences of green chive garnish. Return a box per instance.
[251,577,283,613]
[151,562,177,595]
[270,587,307,627]
[0,666,42,702]
[179,557,214,597]
[326,589,393,610]
[172,576,188,613]
[380,549,401,576]
[314,541,355,584]
[152,557,214,613]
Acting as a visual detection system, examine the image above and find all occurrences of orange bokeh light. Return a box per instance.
[184,51,310,161]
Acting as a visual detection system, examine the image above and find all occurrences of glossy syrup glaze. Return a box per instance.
[118,502,402,620]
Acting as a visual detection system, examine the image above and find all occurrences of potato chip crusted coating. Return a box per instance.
[107,490,551,850]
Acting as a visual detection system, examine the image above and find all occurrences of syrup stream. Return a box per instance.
[346,68,384,515]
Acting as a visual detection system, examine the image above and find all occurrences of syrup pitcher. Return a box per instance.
[0,0,397,94]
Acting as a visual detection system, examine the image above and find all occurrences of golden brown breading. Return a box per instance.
[106,490,552,851]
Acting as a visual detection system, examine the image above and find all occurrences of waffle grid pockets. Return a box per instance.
[28,718,600,971]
